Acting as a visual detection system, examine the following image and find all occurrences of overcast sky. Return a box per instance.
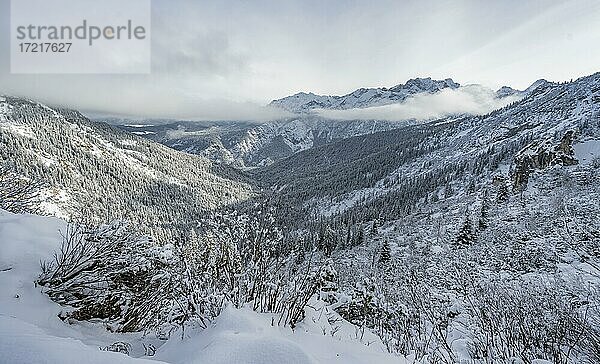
[1,0,600,120]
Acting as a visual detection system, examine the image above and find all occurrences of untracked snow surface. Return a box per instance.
[574,139,600,165]
[156,303,401,364]
[0,210,401,364]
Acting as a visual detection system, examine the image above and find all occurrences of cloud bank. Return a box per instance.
[0,75,291,122]
[316,85,521,121]
[83,97,292,122]
[1,0,598,120]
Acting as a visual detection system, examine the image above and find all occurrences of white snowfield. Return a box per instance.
[0,210,400,364]
[156,303,400,364]
[574,139,600,166]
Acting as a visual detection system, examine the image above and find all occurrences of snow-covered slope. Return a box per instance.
[0,97,253,234]
[495,79,554,99]
[574,138,600,165]
[155,302,401,364]
[0,209,401,364]
[116,117,412,168]
[325,143,600,364]
[0,210,166,364]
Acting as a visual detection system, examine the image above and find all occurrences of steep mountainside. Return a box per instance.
[116,117,412,168]
[0,96,253,236]
[328,128,600,363]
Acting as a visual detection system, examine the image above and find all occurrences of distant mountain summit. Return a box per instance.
[270,77,460,113]
[495,79,555,99]
[495,86,521,98]
[523,79,553,93]
[390,77,459,93]
[271,77,557,114]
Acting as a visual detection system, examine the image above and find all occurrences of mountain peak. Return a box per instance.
[390,77,460,93]
[496,86,520,98]
[525,79,552,93]
[291,92,316,97]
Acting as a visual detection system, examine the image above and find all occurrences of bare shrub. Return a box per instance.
[0,163,43,213]
[192,207,330,328]
[38,206,328,336]
[37,221,222,337]
[464,277,592,364]
[100,342,131,355]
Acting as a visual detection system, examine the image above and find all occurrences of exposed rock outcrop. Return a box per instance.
[512,130,579,190]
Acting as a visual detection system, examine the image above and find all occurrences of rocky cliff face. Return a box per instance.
[512,130,579,190]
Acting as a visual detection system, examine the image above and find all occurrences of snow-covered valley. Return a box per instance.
[1,72,600,364]
[4,0,600,361]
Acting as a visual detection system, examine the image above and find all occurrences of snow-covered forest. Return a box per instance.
[1,72,600,364]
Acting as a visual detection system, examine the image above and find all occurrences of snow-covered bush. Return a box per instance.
[195,206,328,328]
[37,203,332,337]
[317,259,339,303]
[465,277,594,364]
[335,267,458,363]
[336,278,381,328]
[37,221,222,337]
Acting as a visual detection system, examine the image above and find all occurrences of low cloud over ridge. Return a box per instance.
[316,85,521,121]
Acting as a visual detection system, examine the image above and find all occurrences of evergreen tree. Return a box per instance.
[479,190,489,230]
[467,179,476,194]
[444,183,454,199]
[370,219,379,236]
[497,182,509,203]
[378,240,391,264]
[321,226,337,257]
[336,278,382,329]
[354,227,364,246]
[455,213,476,247]
[345,225,352,248]
[318,259,338,303]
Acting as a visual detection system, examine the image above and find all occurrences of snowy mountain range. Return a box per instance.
[269,77,461,113]
[110,77,553,168]
[267,77,551,114]
[255,72,600,221]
